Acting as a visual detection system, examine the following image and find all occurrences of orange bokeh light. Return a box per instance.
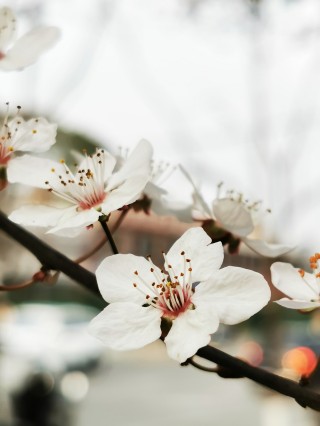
[282,346,318,376]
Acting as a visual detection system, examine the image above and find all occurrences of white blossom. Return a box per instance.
[89,227,270,363]
[0,7,60,71]
[181,166,293,257]
[8,140,153,236]
[271,255,320,310]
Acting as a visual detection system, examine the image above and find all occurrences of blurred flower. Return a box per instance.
[0,105,57,190]
[0,6,60,71]
[271,254,320,310]
[8,139,153,236]
[89,227,270,363]
[181,166,293,257]
[116,146,192,220]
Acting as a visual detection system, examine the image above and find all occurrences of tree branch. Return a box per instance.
[0,210,100,296]
[1,210,320,410]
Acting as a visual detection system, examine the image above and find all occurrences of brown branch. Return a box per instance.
[0,210,100,297]
[1,210,320,410]
[196,345,320,411]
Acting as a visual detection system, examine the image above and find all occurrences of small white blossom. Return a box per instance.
[116,146,192,220]
[0,7,60,71]
[271,254,320,310]
[0,106,57,166]
[89,227,270,363]
[9,140,153,236]
[181,166,293,257]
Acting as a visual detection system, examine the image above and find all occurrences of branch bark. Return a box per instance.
[1,210,320,410]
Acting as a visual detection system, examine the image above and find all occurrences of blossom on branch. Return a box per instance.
[271,255,320,310]
[181,166,293,257]
[0,7,60,71]
[89,227,270,363]
[9,139,153,235]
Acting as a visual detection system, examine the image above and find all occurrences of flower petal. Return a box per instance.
[0,7,16,51]
[271,262,318,300]
[48,208,101,234]
[88,303,162,351]
[0,26,60,71]
[165,307,219,363]
[96,254,162,305]
[243,237,294,258]
[193,266,270,325]
[9,204,65,227]
[102,175,151,214]
[107,139,152,190]
[166,227,224,283]
[275,298,320,310]
[7,155,65,188]
[9,117,57,153]
[212,198,254,237]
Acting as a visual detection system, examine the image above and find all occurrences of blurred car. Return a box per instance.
[0,303,104,373]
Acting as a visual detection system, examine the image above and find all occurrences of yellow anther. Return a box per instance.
[60,159,65,164]
[51,168,55,172]
[298,269,305,278]
[32,129,37,134]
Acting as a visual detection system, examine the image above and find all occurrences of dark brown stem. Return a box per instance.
[99,217,119,254]
[196,345,320,411]
[0,210,100,296]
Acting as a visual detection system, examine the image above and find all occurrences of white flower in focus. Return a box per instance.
[181,166,293,257]
[89,227,270,363]
[8,140,153,235]
[0,7,60,71]
[271,255,320,310]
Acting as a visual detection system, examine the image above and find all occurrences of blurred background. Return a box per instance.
[1,0,320,424]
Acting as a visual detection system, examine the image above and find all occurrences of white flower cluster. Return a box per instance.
[0,5,307,364]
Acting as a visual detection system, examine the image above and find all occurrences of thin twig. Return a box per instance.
[99,217,119,254]
[0,277,35,292]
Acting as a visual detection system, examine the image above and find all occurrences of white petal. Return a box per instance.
[151,197,193,222]
[9,204,65,227]
[96,254,162,304]
[48,208,101,234]
[0,26,60,71]
[107,139,152,190]
[165,307,219,363]
[102,175,151,214]
[275,298,320,310]
[243,237,294,258]
[7,155,65,188]
[8,117,57,153]
[88,303,162,351]
[166,227,224,283]
[271,262,318,300]
[0,7,16,51]
[193,266,270,325]
[212,198,254,237]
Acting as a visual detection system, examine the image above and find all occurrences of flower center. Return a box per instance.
[45,149,107,210]
[132,251,194,319]
[297,253,320,301]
